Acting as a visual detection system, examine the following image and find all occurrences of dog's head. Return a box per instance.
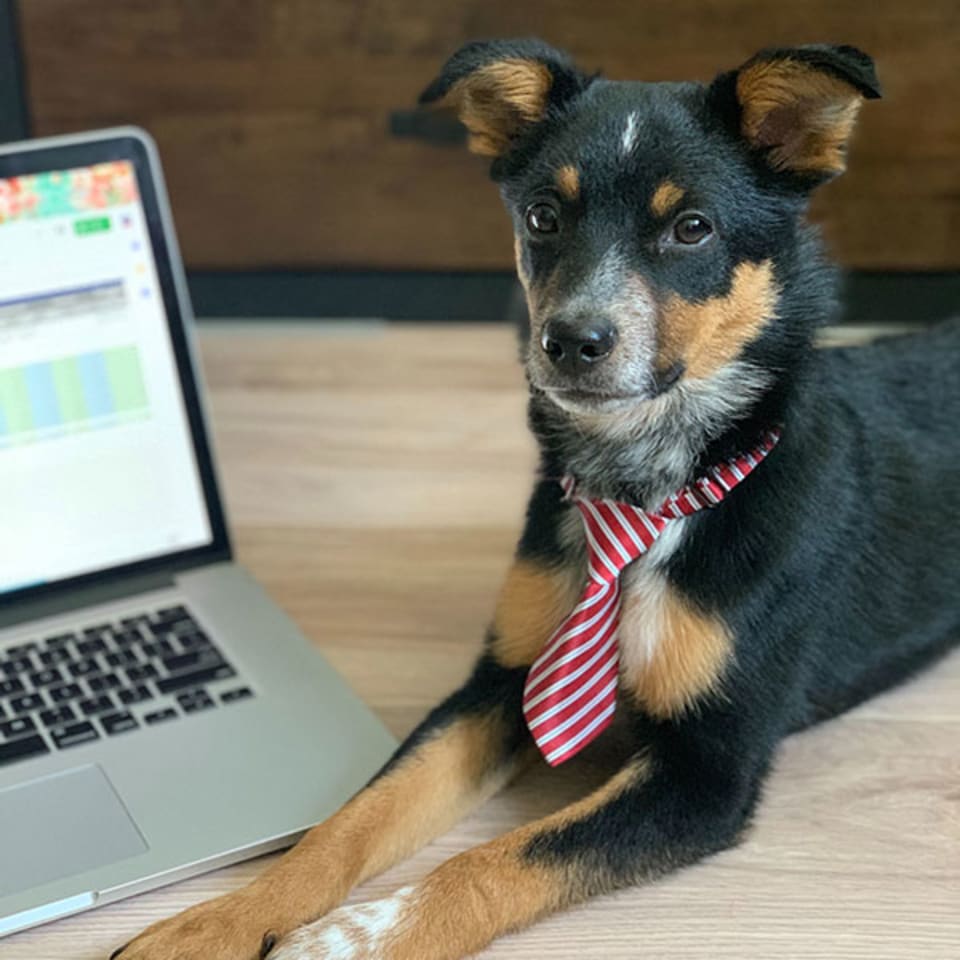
[421,40,879,495]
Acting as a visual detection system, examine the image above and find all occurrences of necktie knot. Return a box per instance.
[572,499,666,585]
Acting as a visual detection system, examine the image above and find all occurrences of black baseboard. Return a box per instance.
[188,270,522,322]
[188,269,960,325]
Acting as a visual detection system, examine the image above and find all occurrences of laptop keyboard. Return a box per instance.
[0,605,254,768]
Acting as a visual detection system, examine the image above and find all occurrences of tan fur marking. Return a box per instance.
[242,713,521,935]
[492,557,584,668]
[513,232,530,291]
[658,259,779,379]
[367,757,652,959]
[650,179,684,217]
[620,582,733,718]
[555,164,580,199]
[121,711,533,958]
[737,60,863,174]
[447,59,553,156]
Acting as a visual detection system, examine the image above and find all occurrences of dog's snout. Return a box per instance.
[540,315,618,374]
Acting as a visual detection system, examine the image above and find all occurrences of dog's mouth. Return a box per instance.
[541,386,647,413]
[538,364,685,415]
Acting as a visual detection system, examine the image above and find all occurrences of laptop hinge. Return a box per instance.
[0,569,181,632]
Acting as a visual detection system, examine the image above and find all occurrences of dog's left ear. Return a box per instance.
[710,44,881,183]
[419,39,592,158]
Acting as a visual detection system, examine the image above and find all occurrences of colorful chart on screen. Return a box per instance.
[0,161,211,594]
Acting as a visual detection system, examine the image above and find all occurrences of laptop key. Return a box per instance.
[79,695,115,716]
[29,667,64,688]
[50,721,99,749]
[162,650,224,675]
[106,650,139,668]
[88,673,122,692]
[0,734,49,767]
[2,656,34,676]
[1,716,36,739]
[108,628,142,648]
[126,664,158,682]
[120,615,151,629]
[40,705,76,727]
[118,685,153,706]
[0,678,25,697]
[101,711,139,735]
[144,707,178,725]
[177,690,215,713]
[4,642,38,657]
[178,631,212,651]
[82,624,111,638]
[221,686,254,704]
[156,605,190,623]
[49,682,83,703]
[44,632,76,647]
[39,647,71,666]
[143,639,175,658]
[156,664,235,695]
[70,658,100,678]
[10,693,45,714]
[76,636,108,656]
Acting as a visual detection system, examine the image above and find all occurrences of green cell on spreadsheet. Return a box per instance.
[0,366,33,434]
[51,356,88,425]
[73,216,111,236]
[104,346,148,413]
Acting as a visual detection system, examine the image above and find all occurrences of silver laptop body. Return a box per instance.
[0,128,396,938]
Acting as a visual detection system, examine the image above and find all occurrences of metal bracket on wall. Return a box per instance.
[389,107,467,146]
[0,0,30,143]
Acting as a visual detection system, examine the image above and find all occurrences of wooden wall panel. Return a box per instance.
[17,0,960,271]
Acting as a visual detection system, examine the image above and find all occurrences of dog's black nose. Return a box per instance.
[540,316,618,373]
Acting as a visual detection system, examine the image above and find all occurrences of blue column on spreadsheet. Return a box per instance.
[0,403,7,437]
[23,362,62,430]
[76,352,114,419]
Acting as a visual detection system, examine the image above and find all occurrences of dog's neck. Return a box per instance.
[529,353,811,509]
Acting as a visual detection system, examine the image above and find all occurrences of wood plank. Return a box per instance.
[4,323,958,959]
[17,1,960,270]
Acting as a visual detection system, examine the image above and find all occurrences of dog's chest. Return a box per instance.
[559,506,731,717]
[616,519,689,674]
[614,519,732,717]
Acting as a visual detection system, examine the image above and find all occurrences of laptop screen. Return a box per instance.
[0,158,213,595]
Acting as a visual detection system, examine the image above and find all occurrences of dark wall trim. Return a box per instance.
[841,272,960,327]
[188,270,523,322]
[188,269,960,325]
[0,1,30,143]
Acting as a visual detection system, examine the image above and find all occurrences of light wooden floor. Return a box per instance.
[7,323,959,960]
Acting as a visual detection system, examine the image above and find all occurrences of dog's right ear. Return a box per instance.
[419,39,592,158]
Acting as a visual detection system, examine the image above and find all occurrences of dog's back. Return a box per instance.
[798,319,960,720]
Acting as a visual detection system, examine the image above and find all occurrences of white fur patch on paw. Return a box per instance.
[269,886,417,960]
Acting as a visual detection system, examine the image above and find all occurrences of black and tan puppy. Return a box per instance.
[116,39,960,960]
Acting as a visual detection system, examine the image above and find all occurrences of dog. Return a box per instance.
[113,39,960,960]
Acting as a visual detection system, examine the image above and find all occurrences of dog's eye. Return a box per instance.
[673,214,713,245]
[525,202,560,236]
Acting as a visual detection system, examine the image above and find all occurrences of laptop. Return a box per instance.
[0,128,396,938]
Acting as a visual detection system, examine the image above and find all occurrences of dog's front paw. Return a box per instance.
[110,890,277,960]
[269,887,417,960]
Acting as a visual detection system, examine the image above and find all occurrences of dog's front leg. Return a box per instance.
[270,727,764,960]
[112,657,531,960]
[114,481,582,960]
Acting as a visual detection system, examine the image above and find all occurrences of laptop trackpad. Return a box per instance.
[0,765,147,898]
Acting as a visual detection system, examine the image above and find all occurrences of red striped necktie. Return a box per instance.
[523,429,781,766]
